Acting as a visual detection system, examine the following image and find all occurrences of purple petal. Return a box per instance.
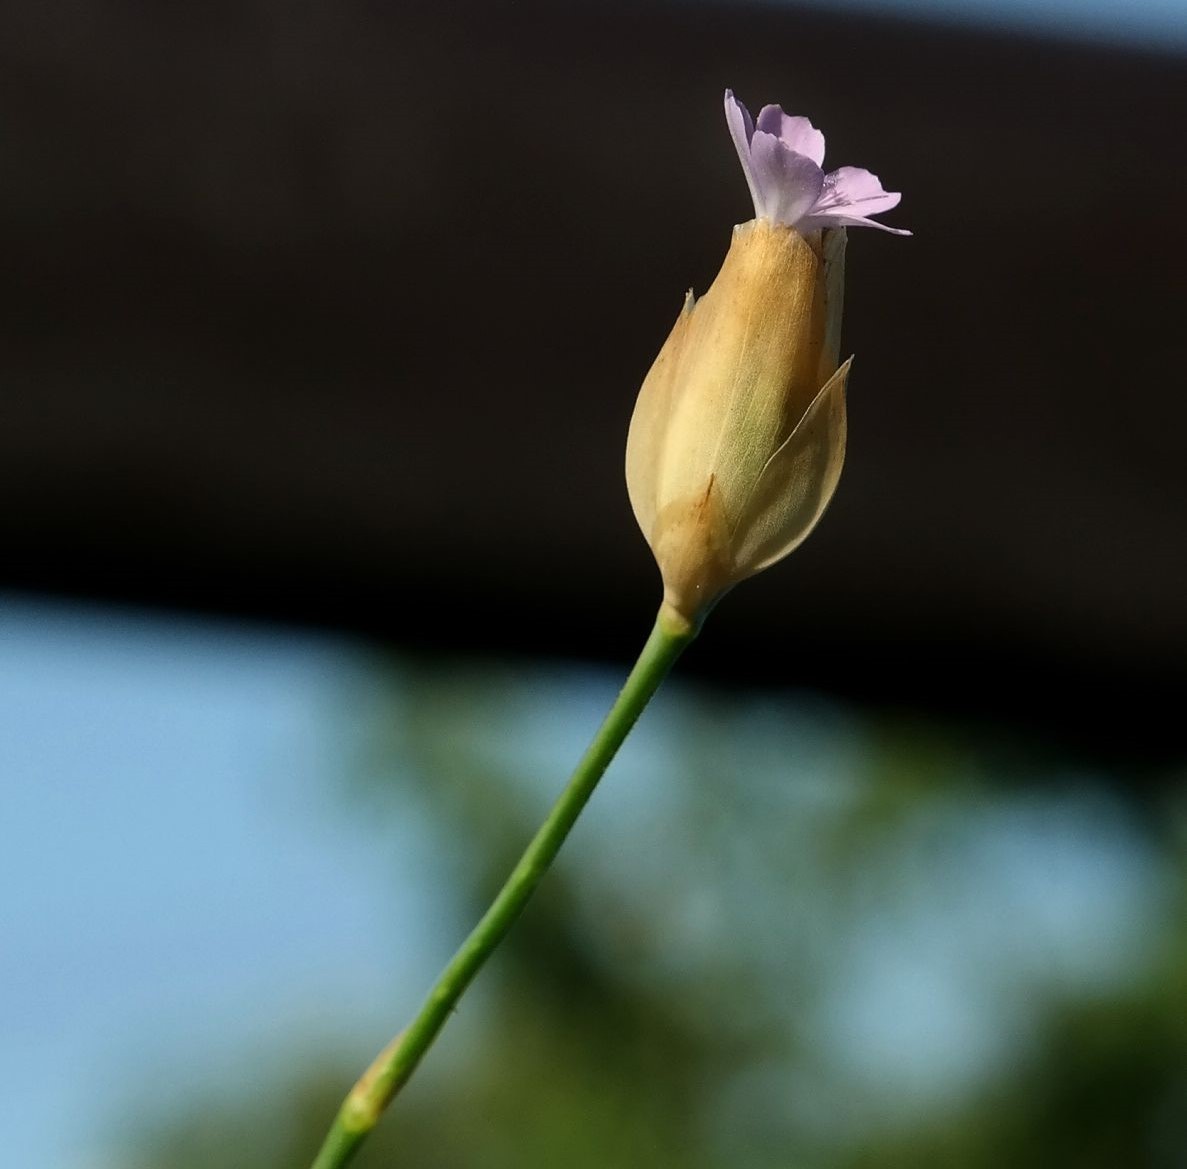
[754,105,826,166]
[724,89,755,145]
[813,166,902,216]
[798,211,912,235]
[724,90,765,218]
[799,165,909,233]
[749,131,824,226]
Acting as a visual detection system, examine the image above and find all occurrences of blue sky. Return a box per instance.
[780,0,1187,48]
[0,599,445,1168]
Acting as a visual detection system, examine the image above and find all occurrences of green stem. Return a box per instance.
[310,603,698,1169]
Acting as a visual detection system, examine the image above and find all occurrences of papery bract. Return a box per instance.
[626,220,848,621]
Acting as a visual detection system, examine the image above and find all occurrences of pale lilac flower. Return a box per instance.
[725,89,910,235]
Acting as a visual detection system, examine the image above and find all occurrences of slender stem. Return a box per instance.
[310,604,698,1169]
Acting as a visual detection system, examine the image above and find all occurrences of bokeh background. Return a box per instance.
[3,1,1186,1166]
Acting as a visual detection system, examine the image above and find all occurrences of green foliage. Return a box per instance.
[114,661,1187,1169]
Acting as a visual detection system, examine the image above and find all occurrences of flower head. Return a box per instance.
[626,91,908,625]
[724,90,909,234]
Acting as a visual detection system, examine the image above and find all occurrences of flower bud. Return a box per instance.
[626,220,849,622]
[625,90,907,624]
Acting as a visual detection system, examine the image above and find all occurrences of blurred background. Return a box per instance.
[3,0,1186,1166]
